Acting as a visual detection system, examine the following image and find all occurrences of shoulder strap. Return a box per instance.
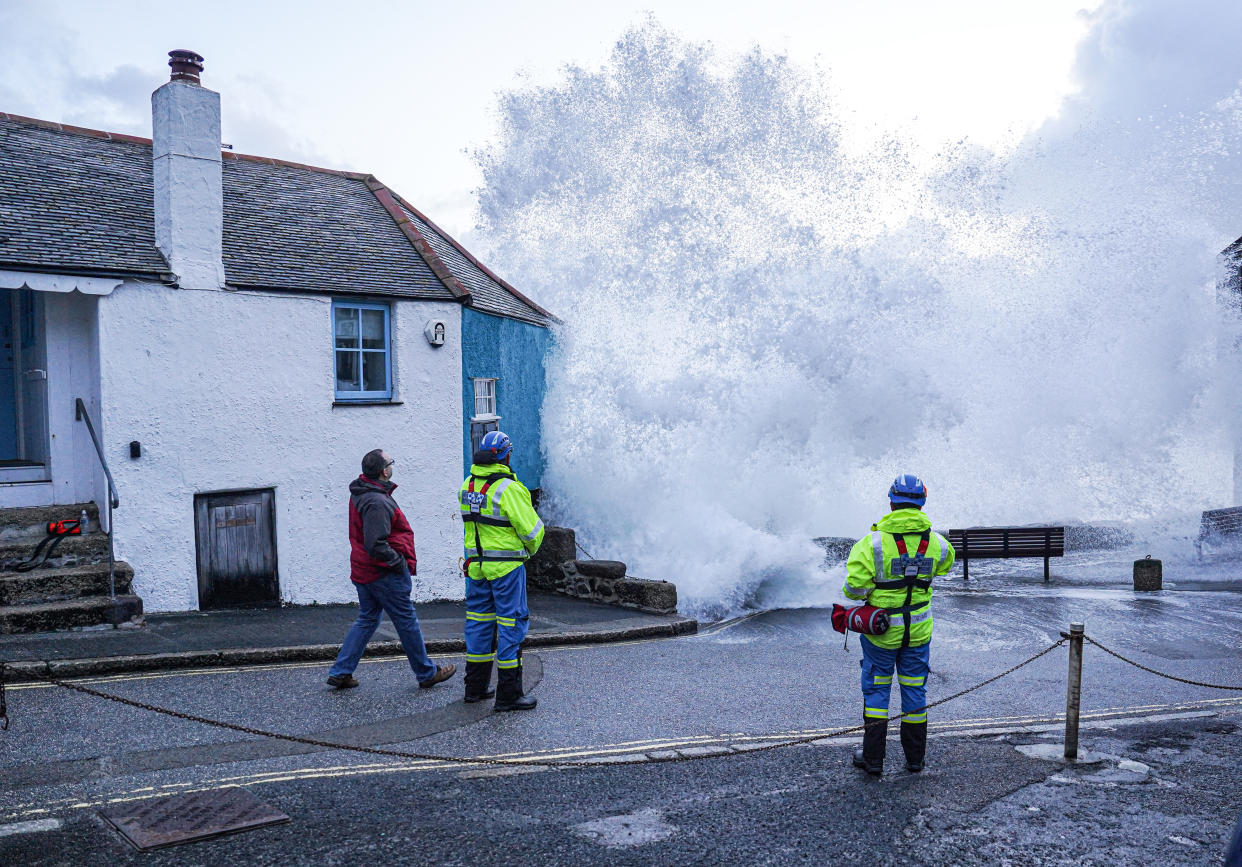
[466,477,499,572]
[887,529,933,649]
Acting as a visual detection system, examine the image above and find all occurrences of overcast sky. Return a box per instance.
[0,0,1100,238]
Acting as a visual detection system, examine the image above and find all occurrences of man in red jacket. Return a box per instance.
[327,449,456,689]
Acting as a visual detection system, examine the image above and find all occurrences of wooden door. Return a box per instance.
[194,489,279,609]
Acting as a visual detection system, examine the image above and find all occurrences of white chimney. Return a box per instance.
[151,50,226,290]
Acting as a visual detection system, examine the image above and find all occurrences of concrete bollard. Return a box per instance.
[1133,556,1162,591]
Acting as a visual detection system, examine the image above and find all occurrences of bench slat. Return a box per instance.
[1200,506,1242,540]
[947,527,1065,560]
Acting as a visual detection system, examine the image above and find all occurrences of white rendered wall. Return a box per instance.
[96,281,464,611]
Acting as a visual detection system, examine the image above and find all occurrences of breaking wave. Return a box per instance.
[473,6,1242,618]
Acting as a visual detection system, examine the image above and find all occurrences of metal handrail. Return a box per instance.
[74,398,118,599]
[74,399,118,510]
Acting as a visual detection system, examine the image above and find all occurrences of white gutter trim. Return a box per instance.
[0,270,123,295]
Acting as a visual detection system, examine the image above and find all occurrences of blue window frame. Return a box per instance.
[333,300,392,401]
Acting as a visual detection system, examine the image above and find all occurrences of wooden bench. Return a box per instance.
[1195,506,1242,558]
[947,526,1065,581]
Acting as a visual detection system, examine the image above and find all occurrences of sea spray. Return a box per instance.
[473,11,1242,618]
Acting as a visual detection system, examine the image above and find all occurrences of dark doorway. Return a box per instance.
[0,288,48,473]
[194,489,279,609]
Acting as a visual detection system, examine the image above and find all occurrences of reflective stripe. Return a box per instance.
[909,606,932,625]
[465,652,495,662]
[843,585,869,600]
[873,675,893,685]
[904,712,927,723]
[466,611,497,622]
[520,519,545,542]
[864,708,888,719]
[496,658,520,669]
[487,479,514,516]
[897,675,925,686]
[462,548,529,562]
[934,532,950,570]
[870,531,884,581]
[496,616,517,627]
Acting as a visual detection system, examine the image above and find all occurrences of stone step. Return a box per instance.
[0,503,100,543]
[0,561,134,606]
[0,594,143,634]
[0,533,110,573]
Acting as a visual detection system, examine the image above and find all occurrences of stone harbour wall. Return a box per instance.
[527,526,679,615]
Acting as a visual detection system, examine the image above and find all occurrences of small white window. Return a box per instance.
[472,378,498,420]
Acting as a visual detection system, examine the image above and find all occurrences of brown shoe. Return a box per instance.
[326,674,359,689]
[419,663,457,689]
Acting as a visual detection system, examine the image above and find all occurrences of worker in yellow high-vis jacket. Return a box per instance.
[842,474,955,775]
[458,431,545,711]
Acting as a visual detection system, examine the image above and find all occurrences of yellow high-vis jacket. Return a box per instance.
[459,462,545,580]
[842,508,955,649]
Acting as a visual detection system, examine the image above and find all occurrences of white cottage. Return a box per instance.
[0,51,552,628]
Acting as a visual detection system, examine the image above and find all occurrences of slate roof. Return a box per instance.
[0,116,167,277]
[0,113,551,324]
[398,201,551,326]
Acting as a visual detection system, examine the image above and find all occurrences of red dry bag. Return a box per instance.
[831,603,890,635]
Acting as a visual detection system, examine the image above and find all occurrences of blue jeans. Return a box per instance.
[464,565,529,672]
[1227,811,1242,867]
[860,636,931,723]
[329,565,438,682]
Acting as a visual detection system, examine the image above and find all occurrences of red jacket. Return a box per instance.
[348,475,417,584]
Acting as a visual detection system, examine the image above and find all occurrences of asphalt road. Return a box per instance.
[2,575,1240,865]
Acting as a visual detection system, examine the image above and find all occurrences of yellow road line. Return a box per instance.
[3,696,1238,823]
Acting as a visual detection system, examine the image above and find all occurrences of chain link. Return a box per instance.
[0,662,8,731]
[1083,635,1242,690]
[2,638,1067,768]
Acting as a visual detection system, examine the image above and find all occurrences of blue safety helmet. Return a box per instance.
[479,430,513,461]
[889,473,927,507]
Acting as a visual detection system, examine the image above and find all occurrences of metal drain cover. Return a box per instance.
[100,787,289,850]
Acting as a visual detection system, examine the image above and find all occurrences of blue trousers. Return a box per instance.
[465,565,529,672]
[860,636,930,723]
[329,565,438,682]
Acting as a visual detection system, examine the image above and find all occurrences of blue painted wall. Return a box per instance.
[461,307,550,489]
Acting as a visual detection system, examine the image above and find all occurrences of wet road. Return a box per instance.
[2,576,1240,864]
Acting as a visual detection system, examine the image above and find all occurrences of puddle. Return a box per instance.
[572,808,677,848]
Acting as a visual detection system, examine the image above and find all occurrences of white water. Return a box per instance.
[473,4,1242,618]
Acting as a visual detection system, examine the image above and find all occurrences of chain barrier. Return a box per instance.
[0,662,8,731]
[1083,635,1242,691]
[0,638,1067,768]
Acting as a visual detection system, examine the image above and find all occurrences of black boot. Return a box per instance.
[493,667,536,712]
[852,717,887,776]
[901,720,927,772]
[463,660,495,703]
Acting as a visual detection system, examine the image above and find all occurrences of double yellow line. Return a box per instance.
[2,695,1238,824]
